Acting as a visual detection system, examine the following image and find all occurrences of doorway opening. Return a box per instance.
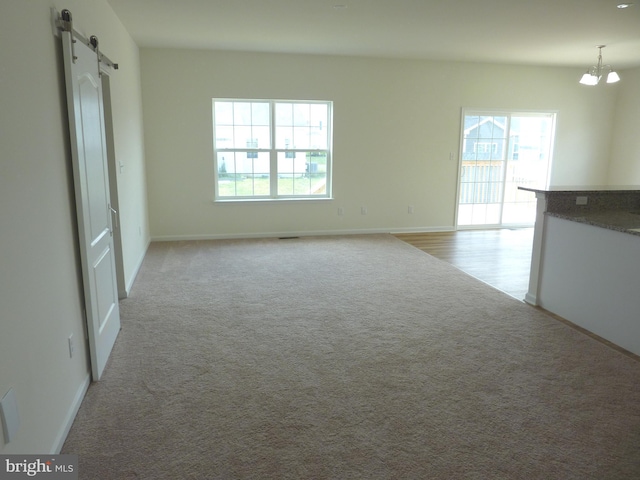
[456,110,556,228]
[101,74,126,299]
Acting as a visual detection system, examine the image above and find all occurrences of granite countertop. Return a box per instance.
[519,185,640,194]
[520,185,640,236]
[547,210,640,236]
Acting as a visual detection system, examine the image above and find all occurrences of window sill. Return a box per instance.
[214,197,334,205]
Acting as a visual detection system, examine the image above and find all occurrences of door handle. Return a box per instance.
[109,206,118,230]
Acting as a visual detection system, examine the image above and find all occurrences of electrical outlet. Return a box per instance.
[68,334,74,358]
[361,207,368,215]
[576,196,588,206]
[338,207,344,216]
[408,205,414,214]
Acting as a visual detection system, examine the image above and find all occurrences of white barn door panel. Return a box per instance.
[61,29,121,381]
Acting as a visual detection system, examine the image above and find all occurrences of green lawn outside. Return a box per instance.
[218,173,327,197]
[218,153,328,197]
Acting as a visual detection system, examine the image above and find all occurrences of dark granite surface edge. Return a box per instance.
[546,211,640,237]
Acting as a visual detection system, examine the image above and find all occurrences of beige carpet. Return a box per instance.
[62,234,640,479]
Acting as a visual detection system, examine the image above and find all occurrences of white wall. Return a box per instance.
[608,66,640,185]
[140,48,617,239]
[0,0,148,453]
[538,216,640,356]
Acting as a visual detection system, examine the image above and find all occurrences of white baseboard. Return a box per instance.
[124,238,150,296]
[150,226,456,242]
[51,374,91,454]
[524,292,539,306]
[389,226,456,234]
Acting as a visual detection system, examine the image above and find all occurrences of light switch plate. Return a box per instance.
[1,388,20,443]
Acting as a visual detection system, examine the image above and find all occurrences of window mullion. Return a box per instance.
[270,101,277,197]
[498,114,511,223]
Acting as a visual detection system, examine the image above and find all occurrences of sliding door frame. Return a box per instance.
[455,108,556,230]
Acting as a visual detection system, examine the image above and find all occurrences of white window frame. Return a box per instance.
[212,99,333,201]
[456,108,556,228]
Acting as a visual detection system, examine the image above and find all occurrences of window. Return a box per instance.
[457,110,556,227]
[474,142,498,155]
[212,99,333,200]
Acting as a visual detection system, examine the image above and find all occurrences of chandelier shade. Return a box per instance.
[579,46,620,85]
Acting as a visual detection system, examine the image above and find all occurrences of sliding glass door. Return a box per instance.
[456,111,555,228]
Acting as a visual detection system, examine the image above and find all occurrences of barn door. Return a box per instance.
[61,27,121,381]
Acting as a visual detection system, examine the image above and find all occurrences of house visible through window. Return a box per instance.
[474,142,498,154]
[457,110,556,227]
[212,99,333,200]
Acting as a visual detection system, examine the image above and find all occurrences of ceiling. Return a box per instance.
[106,0,640,69]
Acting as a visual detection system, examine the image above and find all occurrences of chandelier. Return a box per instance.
[579,45,620,85]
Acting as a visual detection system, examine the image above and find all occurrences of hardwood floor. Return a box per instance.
[394,228,534,300]
[396,228,640,360]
